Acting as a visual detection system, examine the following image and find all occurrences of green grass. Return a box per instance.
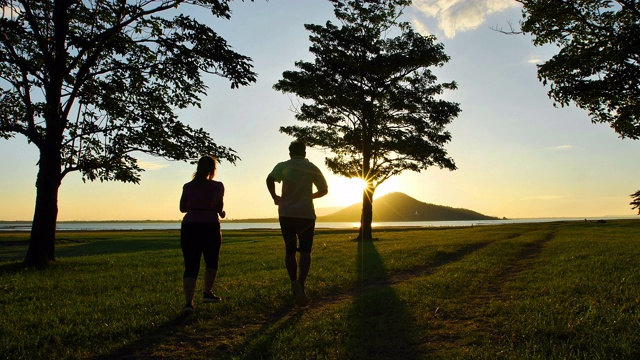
[1,220,639,359]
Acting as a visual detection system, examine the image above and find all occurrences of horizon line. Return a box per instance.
[1,215,637,223]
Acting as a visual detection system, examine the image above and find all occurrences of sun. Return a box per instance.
[327,177,369,207]
[325,176,402,207]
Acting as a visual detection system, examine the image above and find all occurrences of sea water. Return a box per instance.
[1,217,634,232]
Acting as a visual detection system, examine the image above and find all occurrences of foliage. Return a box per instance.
[515,0,640,140]
[273,0,459,238]
[630,189,640,213]
[0,0,255,182]
[0,0,256,265]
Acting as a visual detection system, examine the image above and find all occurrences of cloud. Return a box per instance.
[411,17,433,36]
[552,145,573,150]
[411,0,520,38]
[138,160,169,171]
[527,56,543,64]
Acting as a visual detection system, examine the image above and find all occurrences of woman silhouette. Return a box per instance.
[179,155,226,314]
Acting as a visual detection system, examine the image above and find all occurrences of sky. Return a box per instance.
[1,0,639,221]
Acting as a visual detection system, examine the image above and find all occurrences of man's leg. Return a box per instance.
[292,219,314,306]
[290,255,309,307]
[297,218,315,288]
[280,217,299,281]
[285,252,298,281]
[298,251,311,287]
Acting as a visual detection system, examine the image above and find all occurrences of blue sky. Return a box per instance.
[1,0,638,221]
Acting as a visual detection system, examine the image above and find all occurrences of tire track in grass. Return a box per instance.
[482,230,556,299]
[308,241,492,308]
[422,229,558,355]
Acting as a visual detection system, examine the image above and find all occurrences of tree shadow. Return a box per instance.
[0,261,27,274]
[0,238,180,263]
[345,239,422,359]
[55,239,179,258]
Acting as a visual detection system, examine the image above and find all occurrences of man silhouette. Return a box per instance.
[266,140,328,306]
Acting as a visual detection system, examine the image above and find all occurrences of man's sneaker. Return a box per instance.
[182,303,194,315]
[203,291,222,303]
[291,280,309,307]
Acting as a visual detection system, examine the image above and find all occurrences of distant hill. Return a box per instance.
[319,192,499,222]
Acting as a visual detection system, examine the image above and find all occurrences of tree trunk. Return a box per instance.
[359,183,375,240]
[24,150,62,268]
[22,0,69,267]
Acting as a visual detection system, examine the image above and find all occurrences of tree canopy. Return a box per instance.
[0,0,256,266]
[515,0,640,140]
[511,0,639,213]
[631,190,640,214]
[273,0,460,239]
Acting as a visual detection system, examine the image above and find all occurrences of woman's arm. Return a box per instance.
[218,182,225,218]
[205,181,225,217]
[179,186,188,213]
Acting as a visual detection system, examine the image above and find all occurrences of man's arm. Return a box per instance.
[312,169,329,200]
[312,187,328,199]
[266,175,281,205]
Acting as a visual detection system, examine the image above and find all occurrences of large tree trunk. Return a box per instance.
[359,184,375,240]
[24,0,69,267]
[24,149,62,267]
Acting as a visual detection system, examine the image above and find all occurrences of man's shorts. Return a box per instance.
[279,217,316,254]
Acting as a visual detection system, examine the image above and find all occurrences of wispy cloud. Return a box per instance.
[527,56,543,64]
[411,17,433,36]
[552,145,573,151]
[138,160,169,171]
[411,0,520,38]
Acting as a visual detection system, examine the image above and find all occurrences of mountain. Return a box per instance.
[318,192,499,222]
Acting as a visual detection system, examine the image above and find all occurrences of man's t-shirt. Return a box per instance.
[269,156,328,219]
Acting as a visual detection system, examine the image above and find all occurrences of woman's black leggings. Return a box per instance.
[180,222,221,279]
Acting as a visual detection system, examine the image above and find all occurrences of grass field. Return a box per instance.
[1,220,639,359]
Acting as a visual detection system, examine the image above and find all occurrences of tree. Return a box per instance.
[500,0,639,213]
[0,0,257,267]
[512,0,640,139]
[273,0,460,240]
[631,190,640,214]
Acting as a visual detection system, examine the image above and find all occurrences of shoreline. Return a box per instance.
[0,217,637,234]
[1,215,637,223]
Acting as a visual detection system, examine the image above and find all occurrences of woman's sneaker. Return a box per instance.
[203,291,222,303]
[182,303,194,315]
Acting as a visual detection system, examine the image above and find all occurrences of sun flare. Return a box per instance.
[328,177,369,207]
[327,176,400,207]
